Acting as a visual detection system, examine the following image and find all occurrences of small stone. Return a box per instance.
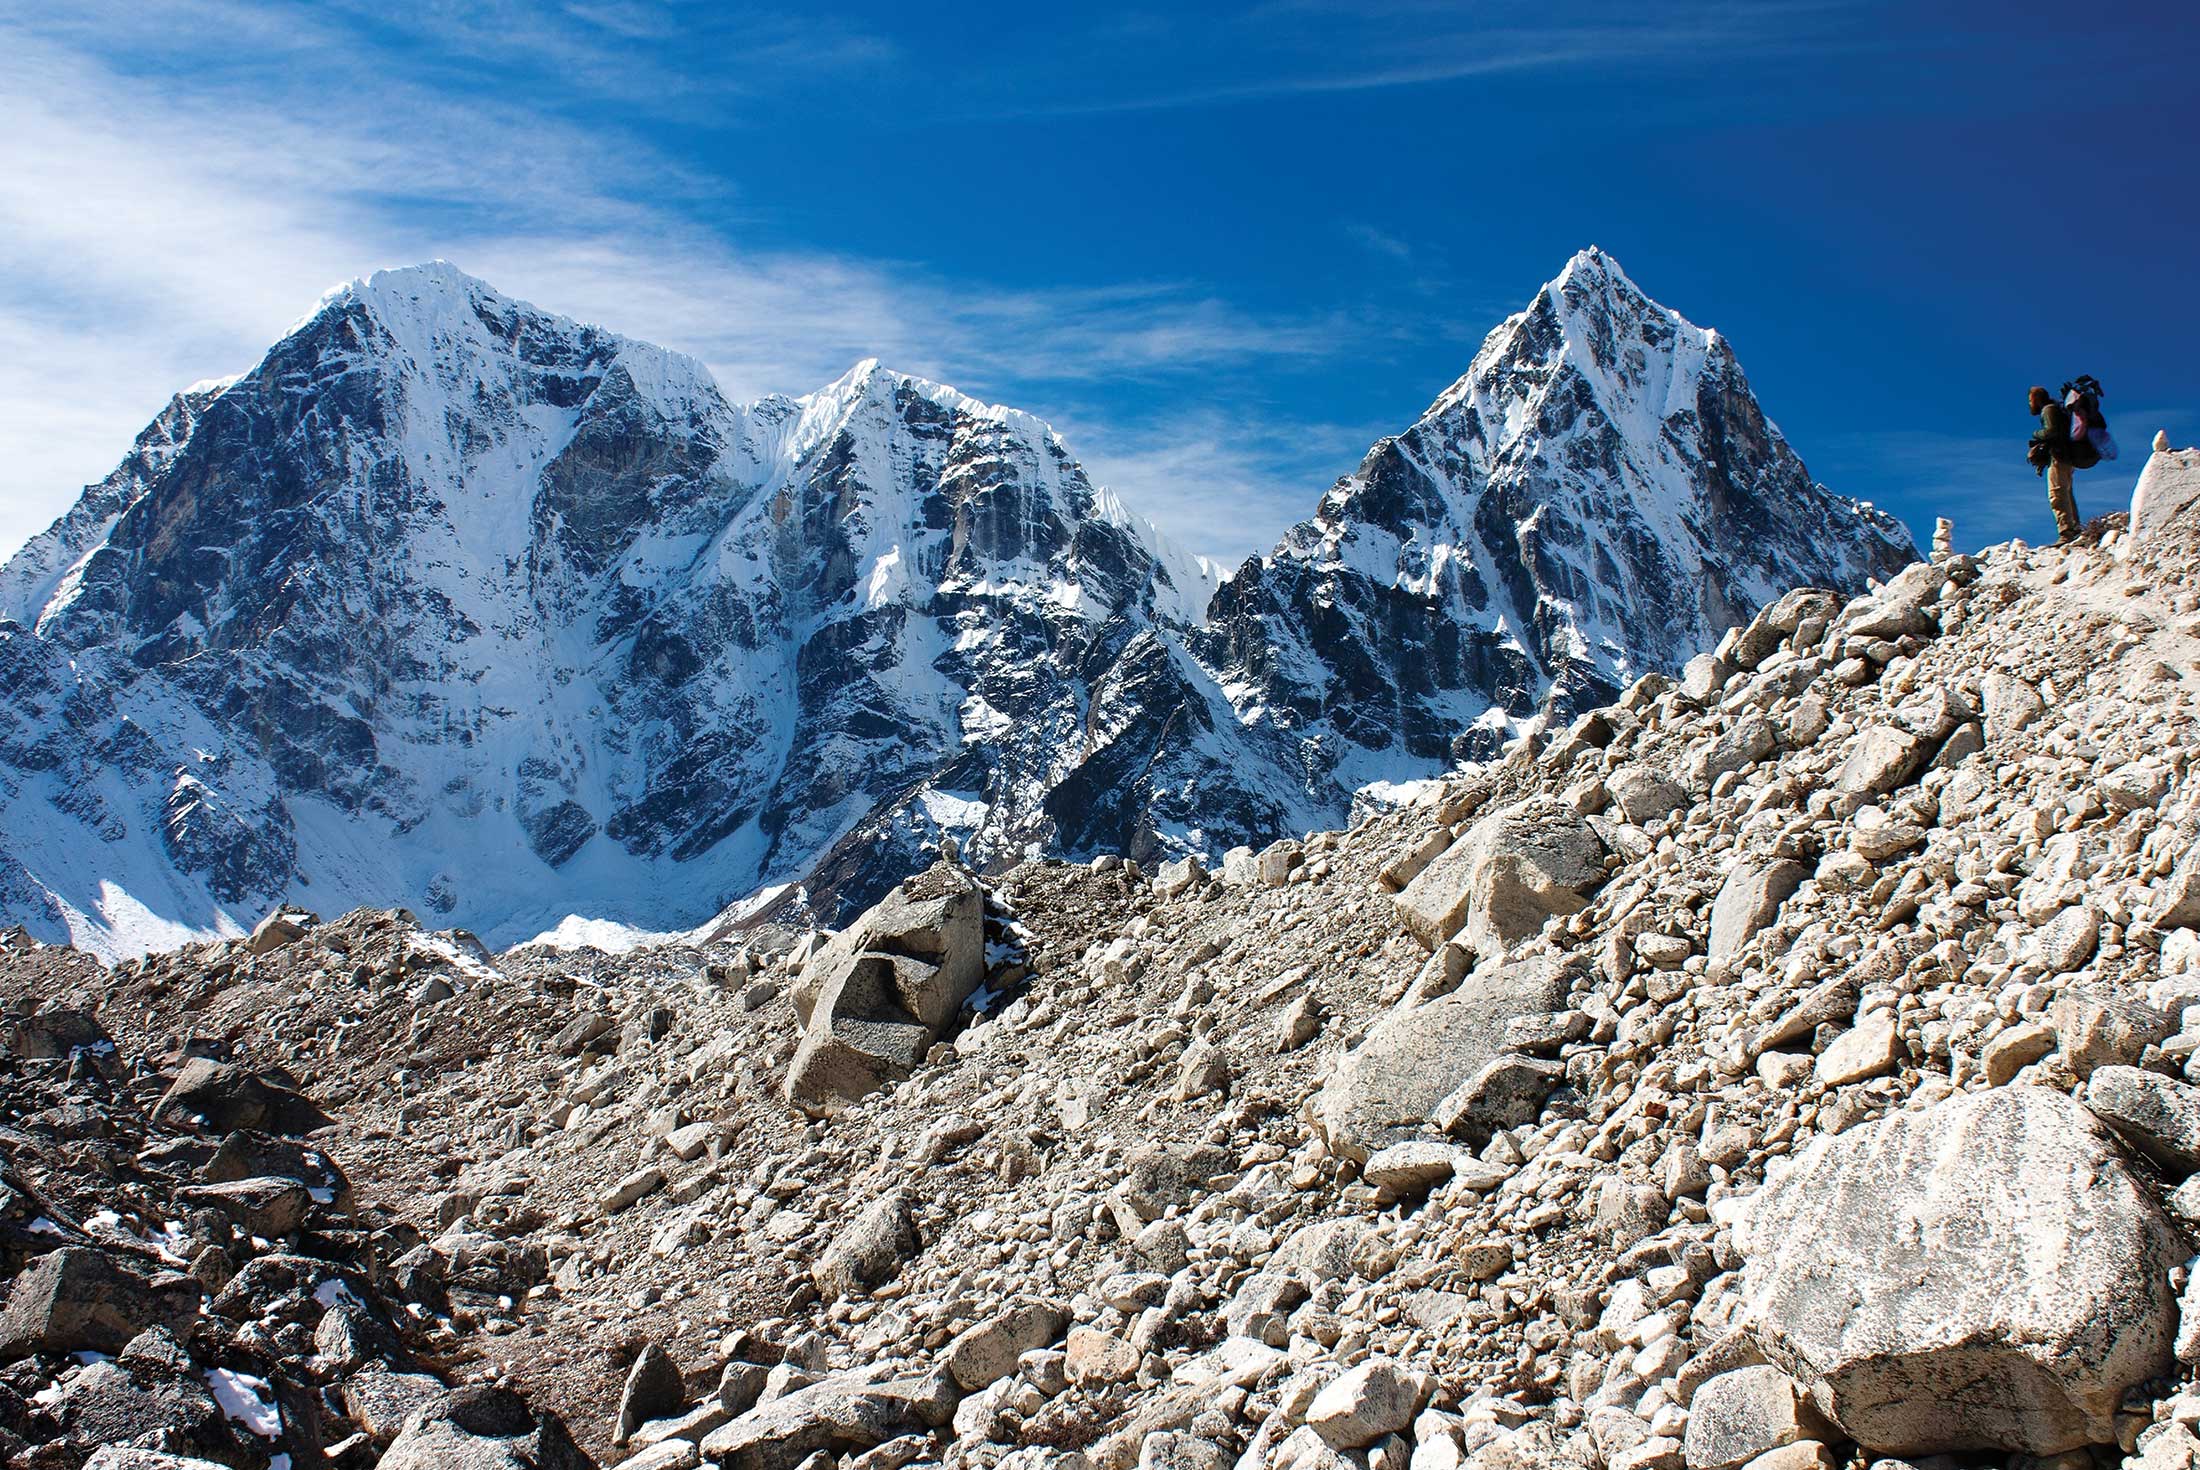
[1682,1366,1829,1470]
[1065,1327,1140,1388]
[1814,1013,1901,1087]
[1981,1023,2054,1086]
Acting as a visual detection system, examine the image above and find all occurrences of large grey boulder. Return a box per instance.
[151,1058,331,1135]
[1392,800,1605,960]
[1684,714,1777,794]
[1606,765,1687,826]
[1682,1366,1829,1470]
[1833,728,1928,812]
[945,1300,1068,1391]
[698,1361,957,1470]
[1734,1085,2178,1456]
[786,864,986,1105]
[0,1248,199,1361]
[791,863,984,1030]
[1312,957,1567,1161]
[379,1386,593,1470]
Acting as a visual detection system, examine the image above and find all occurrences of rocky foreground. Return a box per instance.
[6,456,2200,1470]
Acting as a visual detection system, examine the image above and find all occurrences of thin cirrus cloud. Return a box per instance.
[0,6,1369,562]
[980,2,1871,118]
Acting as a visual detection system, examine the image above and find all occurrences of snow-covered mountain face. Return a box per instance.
[0,264,1218,953]
[1051,248,1915,863]
[0,251,1912,957]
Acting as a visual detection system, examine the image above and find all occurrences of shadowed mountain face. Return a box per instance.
[0,252,1910,955]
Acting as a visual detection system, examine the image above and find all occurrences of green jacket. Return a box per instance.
[2032,402,2100,469]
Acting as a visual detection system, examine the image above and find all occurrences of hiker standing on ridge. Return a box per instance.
[2027,376,2117,543]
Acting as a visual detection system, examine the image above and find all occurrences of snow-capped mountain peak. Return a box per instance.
[0,266,1223,955]
[1057,250,1915,867]
[0,251,1909,958]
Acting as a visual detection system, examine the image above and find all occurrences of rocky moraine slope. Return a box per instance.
[4,447,2200,1470]
[0,251,1907,956]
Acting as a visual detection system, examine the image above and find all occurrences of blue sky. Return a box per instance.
[2,0,2193,565]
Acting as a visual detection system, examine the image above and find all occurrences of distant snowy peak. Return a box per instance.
[1167,247,1916,854]
[1284,245,1909,641]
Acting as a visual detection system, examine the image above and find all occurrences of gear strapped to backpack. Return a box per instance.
[2063,374,2119,462]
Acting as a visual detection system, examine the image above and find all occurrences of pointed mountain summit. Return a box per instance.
[1044,248,1915,862]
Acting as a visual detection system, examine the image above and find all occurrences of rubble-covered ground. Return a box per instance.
[9,491,2200,1470]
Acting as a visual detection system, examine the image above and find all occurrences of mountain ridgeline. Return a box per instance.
[0,250,1913,955]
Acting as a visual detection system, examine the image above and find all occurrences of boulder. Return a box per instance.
[1066,1326,1141,1387]
[790,864,984,1031]
[1844,562,1942,641]
[1707,859,1809,966]
[1392,800,1605,959]
[615,1344,687,1446]
[2053,988,2174,1079]
[2130,445,2200,543]
[813,1191,917,1301]
[785,865,986,1105]
[1306,1359,1423,1450]
[945,1301,1068,1391]
[343,1367,448,1445]
[1812,1013,1901,1087]
[1428,1054,1566,1145]
[1312,956,1567,1161]
[1833,727,1928,811]
[0,1248,199,1360]
[1980,673,2045,739]
[1359,1142,1470,1196]
[1,1006,111,1060]
[2085,1066,2200,1171]
[1607,766,1688,826]
[151,1058,330,1135]
[1682,1367,1830,1470]
[1735,1085,2179,1455]
[246,907,317,954]
[1685,716,1777,795]
[204,1131,352,1209]
[378,1385,592,1470]
[698,1362,956,1470]
[175,1176,312,1236]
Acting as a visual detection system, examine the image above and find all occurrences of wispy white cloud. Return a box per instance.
[0,5,1371,561]
[1064,407,1388,567]
[1345,223,1414,262]
[984,1,1876,118]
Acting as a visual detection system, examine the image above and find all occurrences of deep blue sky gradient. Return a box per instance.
[3,0,2194,562]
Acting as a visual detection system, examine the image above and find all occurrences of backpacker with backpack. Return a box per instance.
[2063,374,2119,463]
